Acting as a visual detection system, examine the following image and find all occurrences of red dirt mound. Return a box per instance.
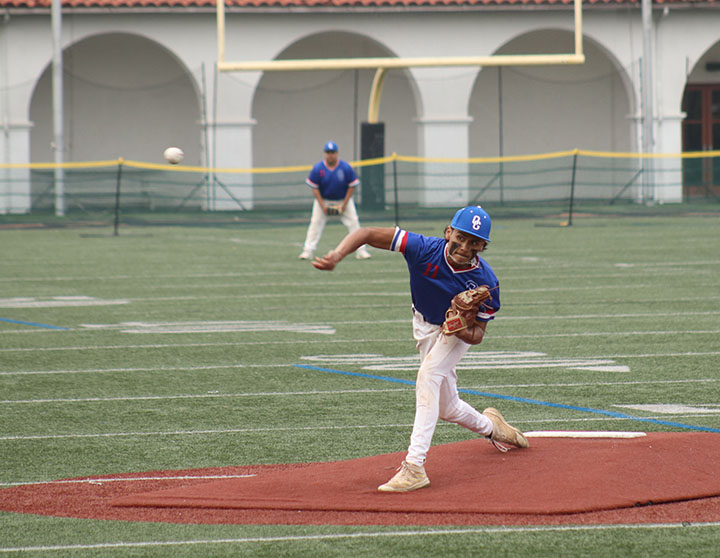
[2,432,720,525]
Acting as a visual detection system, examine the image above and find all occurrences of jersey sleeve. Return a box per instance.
[475,279,500,322]
[389,227,426,260]
[345,163,360,187]
[306,163,321,188]
[476,298,499,322]
[389,227,409,253]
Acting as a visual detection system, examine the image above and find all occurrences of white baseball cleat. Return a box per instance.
[355,250,371,260]
[298,251,313,260]
[377,461,430,493]
[483,407,530,451]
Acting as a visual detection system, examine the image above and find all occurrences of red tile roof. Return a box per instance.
[0,0,714,9]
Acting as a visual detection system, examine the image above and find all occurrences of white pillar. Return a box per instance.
[0,120,32,214]
[653,113,684,203]
[209,119,255,211]
[415,116,473,206]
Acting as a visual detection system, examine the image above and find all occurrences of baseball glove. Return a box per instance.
[326,202,344,216]
[442,285,492,335]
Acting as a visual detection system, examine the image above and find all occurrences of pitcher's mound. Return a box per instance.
[112,432,720,515]
[3,431,720,525]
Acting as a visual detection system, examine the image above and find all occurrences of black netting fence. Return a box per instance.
[1,151,718,228]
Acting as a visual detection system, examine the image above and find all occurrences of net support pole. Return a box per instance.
[392,153,399,226]
[641,0,655,203]
[113,158,123,236]
[567,149,579,226]
[51,0,65,216]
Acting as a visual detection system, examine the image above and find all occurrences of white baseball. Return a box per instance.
[163,147,184,164]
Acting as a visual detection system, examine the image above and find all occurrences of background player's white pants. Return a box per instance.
[301,198,370,256]
[406,312,493,467]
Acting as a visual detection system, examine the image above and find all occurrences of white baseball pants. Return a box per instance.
[301,198,370,256]
[406,311,493,467]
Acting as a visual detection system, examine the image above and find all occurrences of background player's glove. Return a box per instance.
[442,286,492,335]
[326,202,343,216]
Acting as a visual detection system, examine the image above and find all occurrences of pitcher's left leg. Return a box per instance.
[406,333,470,466]
[437,369,493,437]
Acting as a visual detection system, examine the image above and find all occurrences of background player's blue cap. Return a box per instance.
[450,205,491,242]
[323,141,338,152]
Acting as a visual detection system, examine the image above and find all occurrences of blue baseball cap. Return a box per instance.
[323,141,338,152]
[450,205,491,242]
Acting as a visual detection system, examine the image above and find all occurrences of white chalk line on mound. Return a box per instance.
[1,523,719,553]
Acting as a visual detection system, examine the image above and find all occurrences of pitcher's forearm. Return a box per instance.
[313,227,395,271]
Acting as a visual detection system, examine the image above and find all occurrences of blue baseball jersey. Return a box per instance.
[390,227,500,325]
[306,160,360,201]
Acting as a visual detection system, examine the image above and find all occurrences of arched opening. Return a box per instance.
[681,41,720,199]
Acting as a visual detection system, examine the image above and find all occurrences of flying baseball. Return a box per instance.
[163,147,184,164]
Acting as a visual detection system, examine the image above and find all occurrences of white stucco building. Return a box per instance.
[1,0,719,212]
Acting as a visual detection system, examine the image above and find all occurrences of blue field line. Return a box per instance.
[295,364,720,434]
[0,317,69,330]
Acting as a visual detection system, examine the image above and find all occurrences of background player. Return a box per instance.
[312,206,529,492]
[298,141,371,260]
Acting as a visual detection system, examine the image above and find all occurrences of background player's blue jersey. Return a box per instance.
[306,160,359,200]
[391,227,500,325]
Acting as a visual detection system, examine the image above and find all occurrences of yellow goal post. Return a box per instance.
[215,0,585,122]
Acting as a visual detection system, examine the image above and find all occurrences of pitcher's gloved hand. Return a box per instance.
[442,286,492,335]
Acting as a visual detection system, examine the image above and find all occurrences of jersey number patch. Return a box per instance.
[424,263,439,279]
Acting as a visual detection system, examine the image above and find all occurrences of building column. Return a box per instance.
[207,118,256,211]
[653,113,685,203]
[415,116,473,206]
[0,120,32,214]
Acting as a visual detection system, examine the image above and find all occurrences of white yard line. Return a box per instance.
[0,423,416,442]
[0,414,709,445]
[0,388,406,405]
[2,351,720,376]
[0,474,256,487]
[1,523,719,554]
[2,332,719,354]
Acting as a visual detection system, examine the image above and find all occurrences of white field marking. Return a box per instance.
[0,388,406,405]
[2,335,720,355]
[613,260,720,268]
[0,330,720,358]
[466,378,720,389]
[0,339,409,353]
[4,359,720,393]
[84,283,713,296]
[615,404,720,415]
[496,310,720,320]
[0,414,707,446]
[333,310,720,325]
[494,329,720,339]
[2,523,719,554]
[71,311,720,333]
[302,351,631,373]
[116,296,720,312]
[0,363,291,376]
[0,296,128,308]
[524,431,647,438]
[0,474,256,487]
[80,321,336,335]
[0,423,416,442]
